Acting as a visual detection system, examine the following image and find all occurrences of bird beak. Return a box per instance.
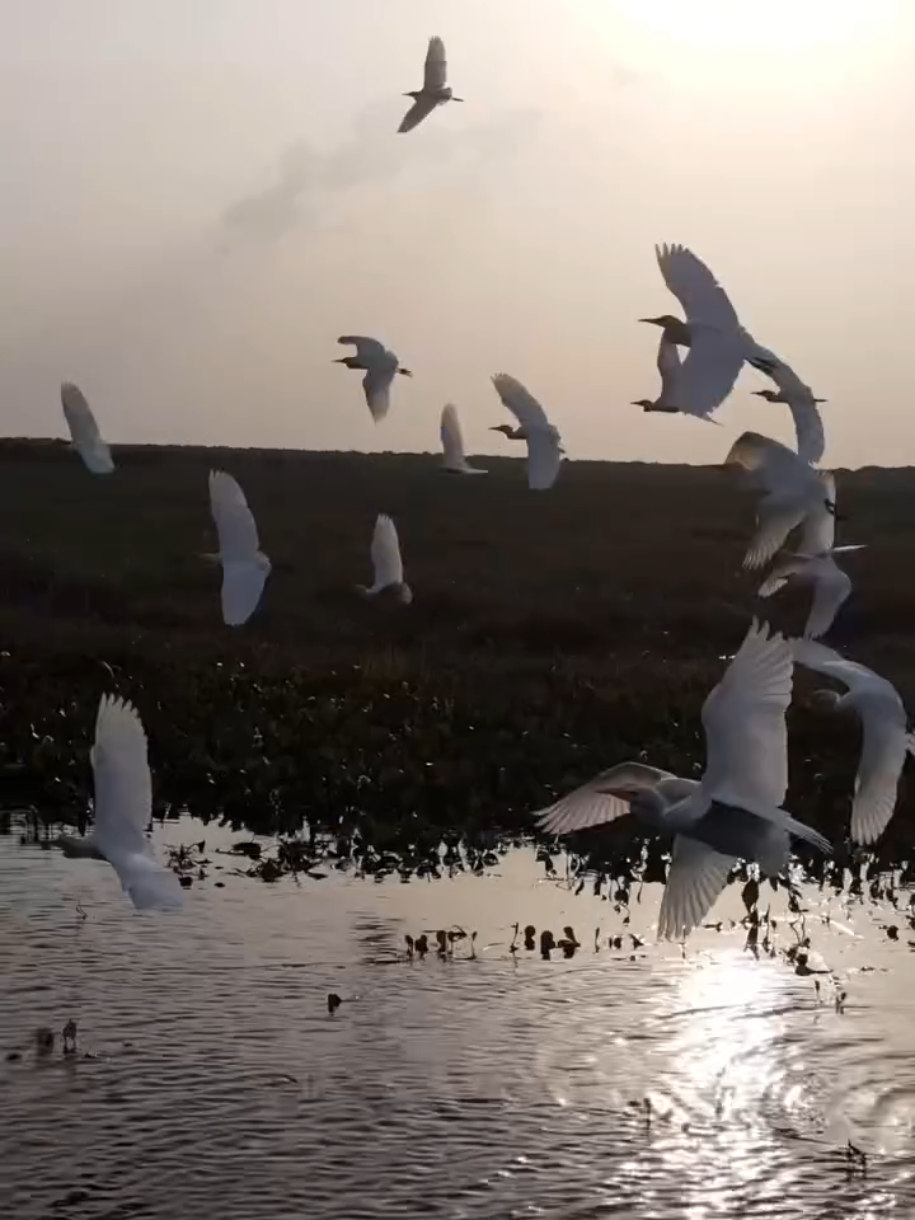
[400,368,413,378]
[332,357,346,364]
[814,398,827,404]
[750,390,765,397]
[637,318,657,325]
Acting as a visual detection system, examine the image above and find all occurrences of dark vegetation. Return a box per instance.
[2,437,915,887]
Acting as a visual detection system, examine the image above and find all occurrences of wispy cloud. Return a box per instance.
[221,100,544,243]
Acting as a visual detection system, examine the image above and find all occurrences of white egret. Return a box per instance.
[61,383,115,474]
[725,431,840,570]
[207,470,272,627]
[54,696,183,912]
[441,403,487,475]
[357,513,412,603]
[490,373,564,490]
[794,640,914,845]
[751,358,826,465]
[639,244,778,418]
[334,336,412,422]
[534,620,831,939]
[398,36,463,134]
[757,475,865,638]
[632,333,722,424]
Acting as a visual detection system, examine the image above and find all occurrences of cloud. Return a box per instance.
[221,100,544,244]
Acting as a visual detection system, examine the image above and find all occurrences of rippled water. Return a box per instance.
[3,820,915,1218]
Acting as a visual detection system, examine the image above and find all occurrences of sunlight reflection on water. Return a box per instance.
[2,817,915,1217]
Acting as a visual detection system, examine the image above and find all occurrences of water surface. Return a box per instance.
[2,820,914,1218]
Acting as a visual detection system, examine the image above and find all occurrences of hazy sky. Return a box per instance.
[1,0,913,466]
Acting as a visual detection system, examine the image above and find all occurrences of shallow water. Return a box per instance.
[2,820,915,1218]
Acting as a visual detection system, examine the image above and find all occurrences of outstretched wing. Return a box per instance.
[526,428,563,490]
[363,366,396,421]
[657,836,735,941]
[804,560,852,639]
[491,372,553,431]
[91,695,182,911]
[534,762,694,836]
[338,335,388,362]
[61,383,115,474]
[208,470,262,561]
[701,619,792,808]
[424,35,448,91]
[371,513,405,588]
[655,243,740,329]
[441,403,466,467]
[398,95,439,134]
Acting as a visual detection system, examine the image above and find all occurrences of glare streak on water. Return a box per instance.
[2,821,915,1217]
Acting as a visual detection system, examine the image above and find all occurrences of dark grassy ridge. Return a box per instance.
[2,438,915,883]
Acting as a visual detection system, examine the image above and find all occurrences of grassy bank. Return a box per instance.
[2,439,915,880]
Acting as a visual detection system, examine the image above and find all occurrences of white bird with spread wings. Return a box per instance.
[725,431,839,570]
[535,621,831,939]
[398,36,463,134]
[794,640,914,846]
[490,373,564,490]
[334,336,412,422]
[61,383,115,474]
[54,696,183,912]
[357,514,412,604]
[207,470,272,627]
[757,473,864,638]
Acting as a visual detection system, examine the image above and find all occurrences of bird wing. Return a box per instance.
[792,639,907,845]
[700,619,792,808]
[423,35,448,90]
[371,513,404,588]
[657,837,735,941]
[363,366,396,421]
[61,383,114,473]
[525,428,563,490]
[765,361,826,465]
[851,716,909,845]
[654,243,740,329]
[725,432,818,568]
[725,430,808,487]
[804,558,852,639]
[756,556,805,599]
[491,372,552,430]
[398,95,439,134]
[221,559,270,627]
[441,403,467,468]
[337,335,388,362]
[674,328,746,417]
[743,502,808,571]
[797,478,836,555]
[90,695,183,911]
[208,470,262,560]
[534,762,695,836]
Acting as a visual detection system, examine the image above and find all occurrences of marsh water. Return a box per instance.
[2,819,915,1219]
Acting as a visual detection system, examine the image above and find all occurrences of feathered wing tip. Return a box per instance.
[724,431,771,472]
[94,693,146,756]
[789,636,842,670]
[907,732,915,758]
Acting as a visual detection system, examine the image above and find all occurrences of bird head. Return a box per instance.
[751,390,779,402]
[631,399,655,411]
[638,314,679,329]
[398,367,413,378]
[490,424,514,436]
[404,90,422,99]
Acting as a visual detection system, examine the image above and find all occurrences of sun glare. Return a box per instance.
[609,0,896,55]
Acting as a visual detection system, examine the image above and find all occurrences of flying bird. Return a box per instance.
[207,470,272,626]
[398,36,463,134]
[334,336,412,422]
[534,620,831,939]
[490,373,564,490]
[631,333,722,423]
[53,696,183,911]
[751,358,826,465]
[757,474,865,638]
[724,431,840,570]
[441,404,487,475]
[356,513,412,603]
[794,639,914,845]
[61,383,115,474]
[639,244,778,419]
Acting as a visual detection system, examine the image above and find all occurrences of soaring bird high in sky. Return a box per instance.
[397,36,463,134]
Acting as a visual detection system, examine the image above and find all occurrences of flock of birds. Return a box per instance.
[41,36,915,940]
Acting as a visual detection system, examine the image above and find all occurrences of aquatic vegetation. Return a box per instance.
[1,444,914,897]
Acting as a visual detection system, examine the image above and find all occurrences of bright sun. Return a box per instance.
[610,0,895,55]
